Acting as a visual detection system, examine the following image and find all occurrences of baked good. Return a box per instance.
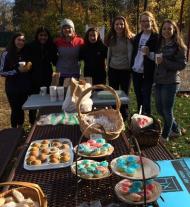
[50,157,60,164]
[50,153,60,160]
[31,159,41,165]
[52,141,62,148]
[60,155,70,162]
[38,153,48,162]
[49,147,59,154]
[41,140,50,145]
[29,150,39,157]
[31,143,41,148]
[29,147,39,152]
[41,148,49,154]
[26,155,36,165]
[61,143,70,150]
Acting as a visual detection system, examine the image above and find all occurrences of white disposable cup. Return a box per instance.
[49,86,57,102]
[19,61,26,66]
[155,53,163,65]
[40,86,47,96]
[57,86,64,101]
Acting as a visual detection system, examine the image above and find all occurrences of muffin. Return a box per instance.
[29,150,39,157]
[40,144,49,149]
[26,155,36,165]
[49,147,59,154]
[29,147,39,152]
[41,148,49,154]
[49,157,60,164]
[31,159,42,165]
[60,155,70,162]
[41,140,50,145]
[38,153,48,162]
[49,153,60,160]
[52,142,62,148]
[60,143,70,150]
[31,143,41,148]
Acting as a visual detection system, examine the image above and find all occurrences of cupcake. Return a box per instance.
[38,153,48,162]
[41,140,50,145]
[31,159,41,165]
[31,143,41,148]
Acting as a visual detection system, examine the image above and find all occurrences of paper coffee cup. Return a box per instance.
[40,86,47,96]
[57,86,64,101]
[49,86,57,102]
[155,53,163,64]
[141,46,147,55]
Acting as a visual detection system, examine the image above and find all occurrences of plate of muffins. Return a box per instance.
[24,138,74,170]
[115,178,162,205]
[71,159,111,180]
[74,138,114,158]
[111,155,160,180]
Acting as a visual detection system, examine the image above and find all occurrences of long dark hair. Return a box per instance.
[6,32,25,67]
[159,19,186,50]
[84,27,101,44]
[105,16,134,46]
[34,26,53,45]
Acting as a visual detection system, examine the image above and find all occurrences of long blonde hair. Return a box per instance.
[140,11,158,33]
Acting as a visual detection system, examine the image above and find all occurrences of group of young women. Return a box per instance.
[0,11,187,141]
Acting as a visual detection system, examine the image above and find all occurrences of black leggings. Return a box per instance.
[6,90,28,128]
[108,67,131,96]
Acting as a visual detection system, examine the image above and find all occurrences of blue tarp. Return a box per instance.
[156,158,190,207]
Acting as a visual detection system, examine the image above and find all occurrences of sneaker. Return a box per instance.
[169,130,182,138]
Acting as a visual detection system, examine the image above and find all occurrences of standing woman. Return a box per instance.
[154,19,187,141]
[27,27,58,124]
[106,16,133,120]
[131,11,159,115]
[79,27,107,85]
[55,18,84,85]
[0,32,32,128]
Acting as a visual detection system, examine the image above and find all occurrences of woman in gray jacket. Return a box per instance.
[154,19,187,141]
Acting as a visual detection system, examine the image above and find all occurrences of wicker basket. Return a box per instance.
[76,84,125,140]
[128,117,162,146]
[0,181,47,207]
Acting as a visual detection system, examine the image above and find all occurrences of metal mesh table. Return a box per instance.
[6,124,173,206]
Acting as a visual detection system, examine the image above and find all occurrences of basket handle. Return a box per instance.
[76,84,121,120]
[0,181,47,207]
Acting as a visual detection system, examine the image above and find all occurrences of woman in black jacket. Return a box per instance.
[0,32,32,128]
[131,11,159,115]
[27,27,58,124]
[28,27,58,93]
[79,27,107,85]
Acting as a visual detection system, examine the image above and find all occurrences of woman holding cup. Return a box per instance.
[131,11,159,115]
[0,32,32,128]
[154,19,187,141]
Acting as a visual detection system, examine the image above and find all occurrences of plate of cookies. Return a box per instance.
[111,155,160,180]
[74,138,114,158]
[115,179,162,205]
[24,138,74,170]
[71,159,111,180]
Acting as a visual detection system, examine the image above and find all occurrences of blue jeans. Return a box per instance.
[155,83,179,138]
[132,71,153,115]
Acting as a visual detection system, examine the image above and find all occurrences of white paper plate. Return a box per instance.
[110,155,160,180]
[71,160,111,180]
[115,180,162,205]
[74,145,114,158]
